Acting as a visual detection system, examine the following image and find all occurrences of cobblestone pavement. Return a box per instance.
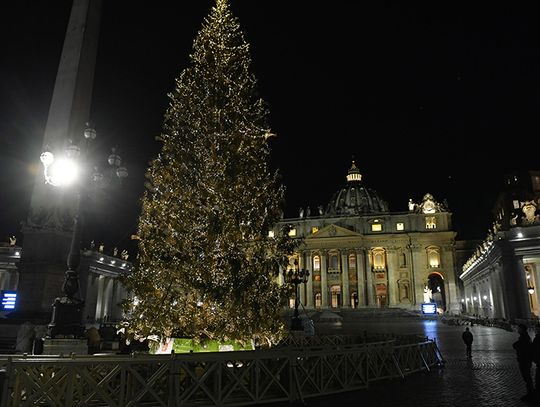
[269,317,539,407]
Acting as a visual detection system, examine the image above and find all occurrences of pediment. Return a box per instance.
[308,224,361,239]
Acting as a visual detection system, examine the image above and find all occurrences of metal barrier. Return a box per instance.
[0,339,442,406]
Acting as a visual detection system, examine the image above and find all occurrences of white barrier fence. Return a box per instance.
[0,339,442,406]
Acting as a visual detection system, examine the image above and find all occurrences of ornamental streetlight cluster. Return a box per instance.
[283,259,310,331]
[40,124,128,339]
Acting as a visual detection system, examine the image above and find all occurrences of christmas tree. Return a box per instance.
[123,0,295,346]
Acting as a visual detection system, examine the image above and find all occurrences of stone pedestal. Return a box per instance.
[43,338,88,356]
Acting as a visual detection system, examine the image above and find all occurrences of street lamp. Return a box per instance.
[283,259,310,331]
[40,124,128,338]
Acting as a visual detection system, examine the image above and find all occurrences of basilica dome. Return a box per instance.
[325,161,389,215]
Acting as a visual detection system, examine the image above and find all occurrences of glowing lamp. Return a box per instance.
[48,158,78,187]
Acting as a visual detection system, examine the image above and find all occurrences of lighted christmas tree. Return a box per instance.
[123,0,295,346]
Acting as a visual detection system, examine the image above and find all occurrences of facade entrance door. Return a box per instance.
[330,285,341,308]
[375,283,387,308]
[428,272,446,311]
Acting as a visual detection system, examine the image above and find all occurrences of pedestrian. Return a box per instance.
[532,324,540,400]
[513,323,534,401]
[462,327,473,358]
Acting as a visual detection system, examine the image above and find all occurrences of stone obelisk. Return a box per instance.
[17,0,102,321]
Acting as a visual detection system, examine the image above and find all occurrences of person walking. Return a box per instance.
[462,327,473,358]
[513,323,534,401]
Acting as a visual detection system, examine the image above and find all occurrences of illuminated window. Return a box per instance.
[425,217,436,229]
[288,228,297,237]
[268,230,274,238]
[372,248,386,270]
[396,222,404,231]
[348,254,356,270]
[371,223,382,232]
[311,226,319,234]
[513,200,520,209]
[427,246,440,268]
[313,255,321,271]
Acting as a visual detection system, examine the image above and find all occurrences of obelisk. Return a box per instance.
[17,0,102,321]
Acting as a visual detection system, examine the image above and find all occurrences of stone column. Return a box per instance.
[442,244,460,314]
[499,242,531,320]
[533,259,540,316]
[409,244,424,306]
[85,273,98,322]
[305,251,314,308]
[365,248,375,307]
[109,279,118,321]
[103,277,114,321]
[278,265,285,286]
[387,248,397,306]
[320,251,328,308]
[357,249,366,307]
[341,251,350,308]
[95,275,105,321]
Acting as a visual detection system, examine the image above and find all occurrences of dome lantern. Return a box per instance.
[346,160,362,182]
[326,160,389,215]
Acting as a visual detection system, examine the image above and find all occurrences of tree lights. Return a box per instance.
[123,0,295,346]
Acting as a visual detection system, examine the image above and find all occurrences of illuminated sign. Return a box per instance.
[421,303,437,315]
[1,291,17,311]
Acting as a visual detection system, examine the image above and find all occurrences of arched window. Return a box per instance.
[372,248,386,270]
[313,255,321,272]
[425,216,437,229]
[426,246,440,268]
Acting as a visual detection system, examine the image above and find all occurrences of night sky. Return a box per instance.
[1,1,539,252]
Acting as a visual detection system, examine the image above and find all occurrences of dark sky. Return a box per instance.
[1,1,539,251]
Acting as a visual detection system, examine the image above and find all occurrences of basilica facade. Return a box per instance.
[275,162,461,314]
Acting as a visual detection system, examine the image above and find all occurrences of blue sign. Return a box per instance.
[421,302,437,315]
[1,291,17,311]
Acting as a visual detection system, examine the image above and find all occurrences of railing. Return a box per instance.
[0,339,442,407]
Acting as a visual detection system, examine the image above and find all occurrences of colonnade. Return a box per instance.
[84,271,126,323]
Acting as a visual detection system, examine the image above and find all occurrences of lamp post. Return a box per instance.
[40,124,128,338]
[283,259,310,331]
